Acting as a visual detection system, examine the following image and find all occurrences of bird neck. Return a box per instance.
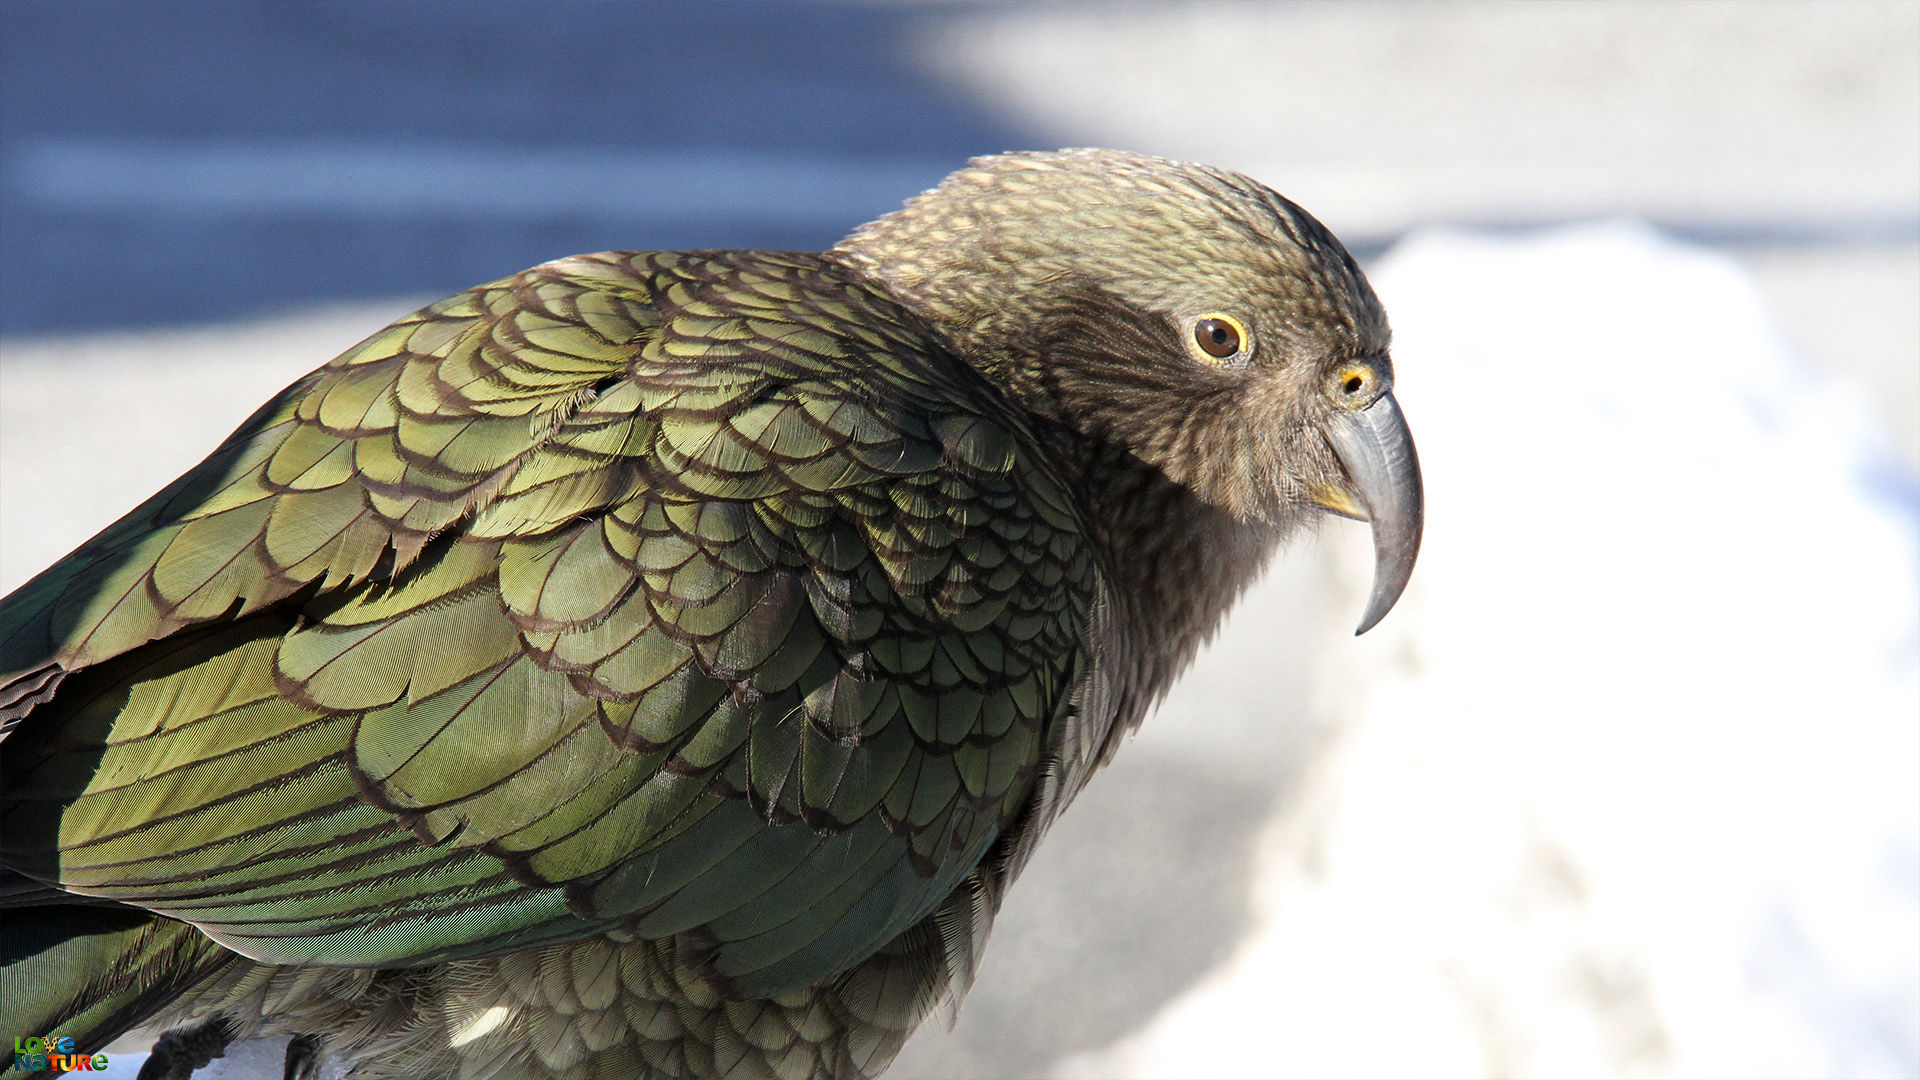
[1059,432,1283,733]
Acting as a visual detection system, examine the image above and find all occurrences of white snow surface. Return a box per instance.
[1058,224,1920,1079]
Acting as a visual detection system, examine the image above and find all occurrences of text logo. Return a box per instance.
[9,1038,109,1072]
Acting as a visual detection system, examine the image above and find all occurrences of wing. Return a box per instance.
[0,250,1098,998]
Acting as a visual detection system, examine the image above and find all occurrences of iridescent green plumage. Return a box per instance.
[0,150,1420,1079]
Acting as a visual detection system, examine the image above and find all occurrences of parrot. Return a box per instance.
[0,149,1421,1079]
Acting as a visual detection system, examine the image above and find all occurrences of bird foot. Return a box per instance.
[284,1035,325,1080]
[135,1017,232,1080]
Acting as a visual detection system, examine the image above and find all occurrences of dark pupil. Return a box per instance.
[1195,318,1238,358]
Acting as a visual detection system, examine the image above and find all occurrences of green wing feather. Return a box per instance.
[0,250,1094,999]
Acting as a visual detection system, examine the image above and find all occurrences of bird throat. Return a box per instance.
[1064,435,1283,730]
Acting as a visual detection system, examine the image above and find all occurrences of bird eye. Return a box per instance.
[1192,314,1247,361]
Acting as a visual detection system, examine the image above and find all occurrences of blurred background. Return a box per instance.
[2,2,1915,1077]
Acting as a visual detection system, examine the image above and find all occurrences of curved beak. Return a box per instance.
[1316,392,1424,635]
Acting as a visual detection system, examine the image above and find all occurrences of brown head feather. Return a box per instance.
[834,147,1392,523]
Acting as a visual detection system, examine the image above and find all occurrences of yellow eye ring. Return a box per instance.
[1191,313,1249,362]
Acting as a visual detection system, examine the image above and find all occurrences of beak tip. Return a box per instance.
[1350,584,1400,636]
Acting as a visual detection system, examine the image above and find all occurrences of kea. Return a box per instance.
[0,149,1420,1079]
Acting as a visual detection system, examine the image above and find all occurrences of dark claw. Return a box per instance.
[284,1035,324,1080]
[137,1016,232,1080]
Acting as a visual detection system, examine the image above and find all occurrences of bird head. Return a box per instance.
[835,149,1422,633]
